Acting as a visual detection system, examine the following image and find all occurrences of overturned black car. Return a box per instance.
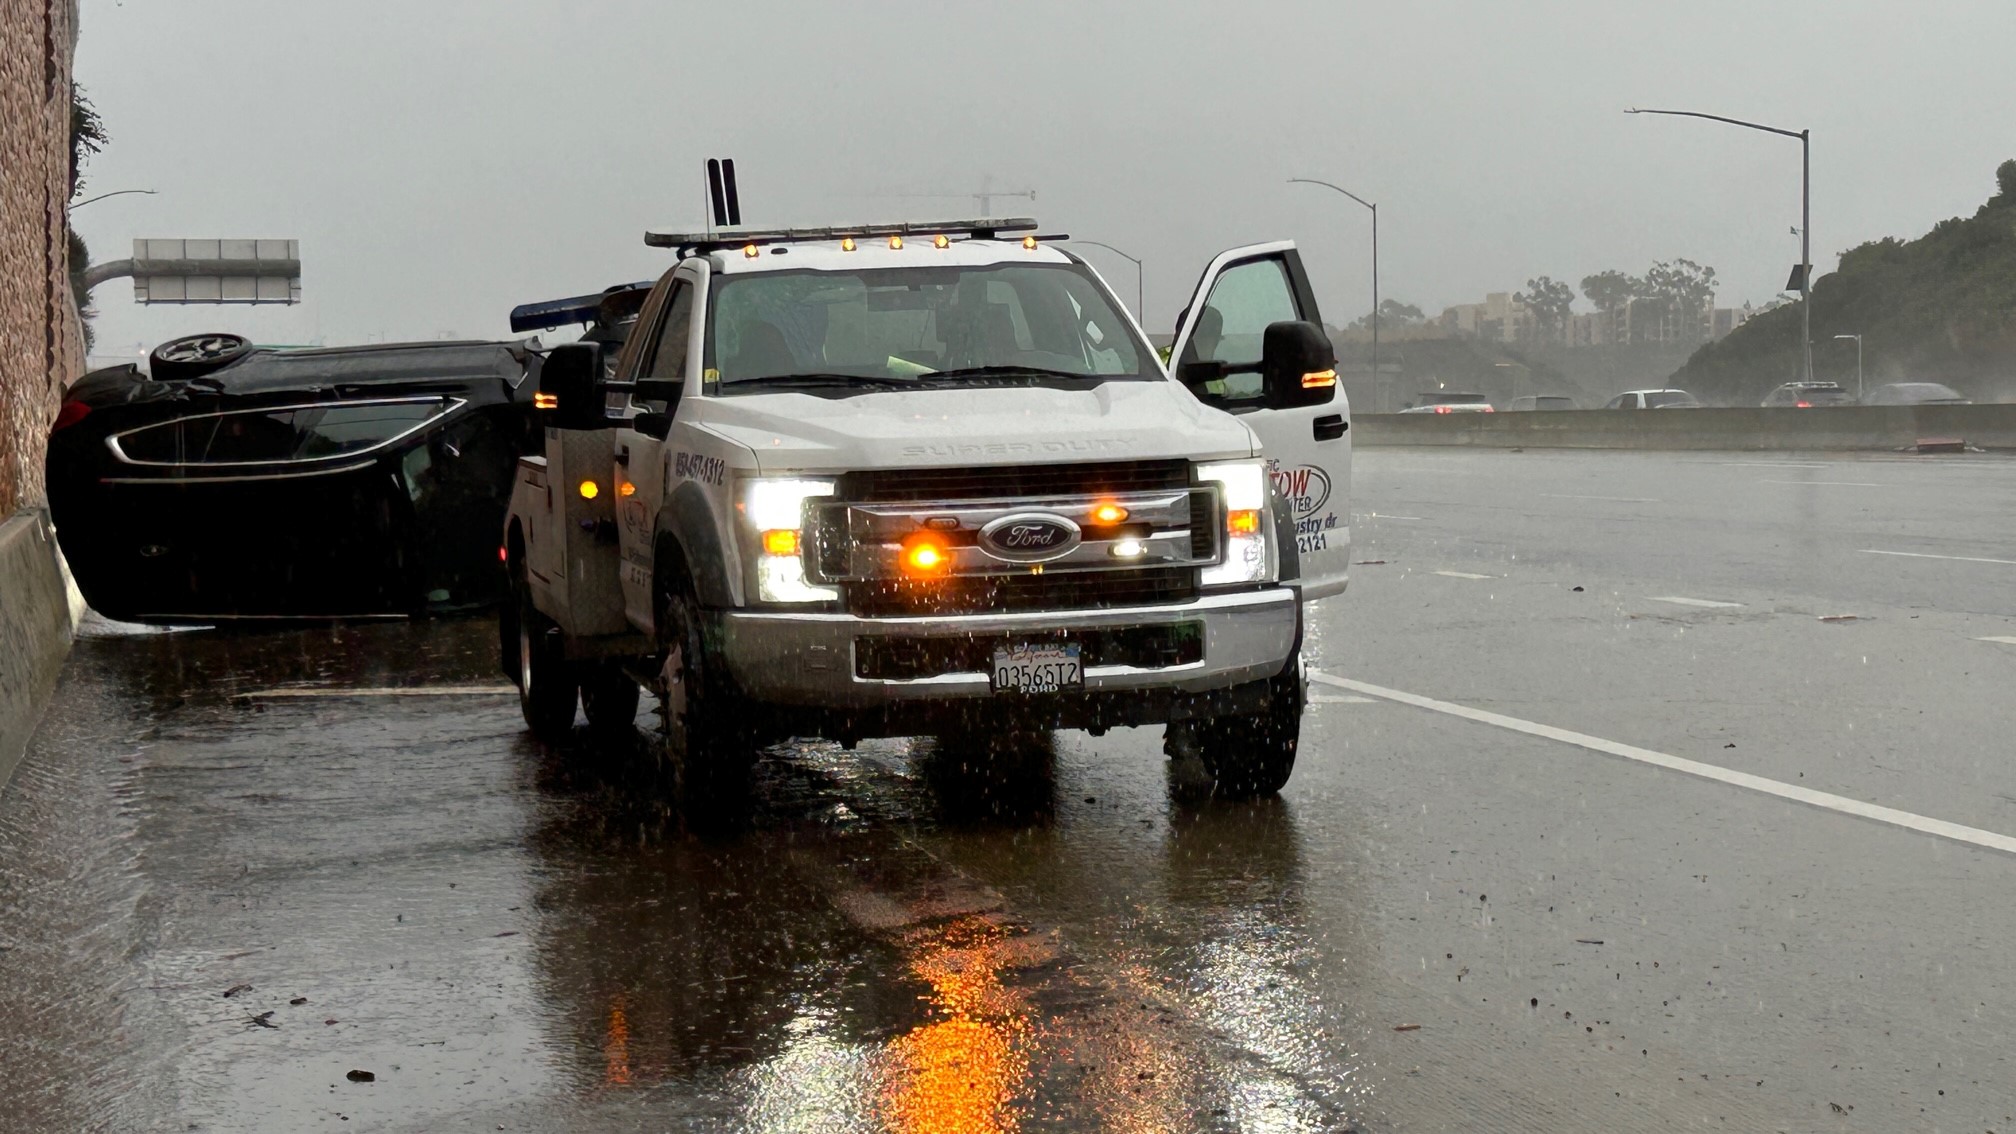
[47,333,543,623]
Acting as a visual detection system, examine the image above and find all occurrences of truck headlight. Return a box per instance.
[740,477,838,603]
[1198,459,1274,587]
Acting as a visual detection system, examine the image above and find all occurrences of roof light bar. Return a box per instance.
[644,217,1039,251]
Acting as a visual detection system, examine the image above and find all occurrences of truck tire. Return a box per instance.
[516,588,578,741]
[1169,671,1301,798]
[580,664,641,738]
[653,575,757,808]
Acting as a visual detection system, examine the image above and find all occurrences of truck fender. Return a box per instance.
[654,480,736,609]
[1270,479,1302,584]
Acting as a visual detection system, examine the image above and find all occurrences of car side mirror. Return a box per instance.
[1260,320,1337,409]
[539,342,609,430]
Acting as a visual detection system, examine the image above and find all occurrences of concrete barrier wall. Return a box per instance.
[1352,405,2016,451]
[0,511,74,791]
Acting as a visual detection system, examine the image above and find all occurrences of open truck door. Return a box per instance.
[1168,241,1351,600]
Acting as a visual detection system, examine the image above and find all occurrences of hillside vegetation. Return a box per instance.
[1671,160,2016,405]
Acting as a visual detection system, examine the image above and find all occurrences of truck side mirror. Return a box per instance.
[538,342,609,430]
[1260,320,1337,409]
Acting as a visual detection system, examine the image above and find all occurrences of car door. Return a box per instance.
[614,266,701,630]
[1167,241,1351,600]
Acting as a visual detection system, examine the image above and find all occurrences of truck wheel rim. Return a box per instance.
[518,617,534,696]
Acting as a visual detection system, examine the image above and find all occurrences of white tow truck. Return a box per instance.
[502,218,1350,800]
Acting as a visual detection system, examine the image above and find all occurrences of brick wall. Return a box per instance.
[0,0,82,517]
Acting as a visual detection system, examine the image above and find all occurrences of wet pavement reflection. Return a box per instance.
[0,616,1365,1132]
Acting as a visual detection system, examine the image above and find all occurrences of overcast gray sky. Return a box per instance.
[73,0,2016,360]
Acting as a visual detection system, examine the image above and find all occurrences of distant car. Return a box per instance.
[1506,395,1577,411]
[47,334,543,623]
[1761,381,1853,408]
[1605,389,1701,409]
[1400,402,1496,414]
[1863,382,1970,406]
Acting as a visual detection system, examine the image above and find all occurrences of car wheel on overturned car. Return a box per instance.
[653,573,758,809]
[1165,669,1301,798]
[149,333,254,381]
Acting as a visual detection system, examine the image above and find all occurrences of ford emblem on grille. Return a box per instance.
[977,512,1082,563]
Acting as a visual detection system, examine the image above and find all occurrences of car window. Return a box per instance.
[706,262,1143,389]
[114,400,449,464]
[1177,258,1299,403]
[644,282,694,382]
[1644,391,1693,408]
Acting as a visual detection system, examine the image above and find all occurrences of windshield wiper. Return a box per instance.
[728,372,918,390]
[920,365,1104,383]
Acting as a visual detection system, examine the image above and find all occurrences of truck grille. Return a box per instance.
[845,567,1196,617]
[838,458,1190,503]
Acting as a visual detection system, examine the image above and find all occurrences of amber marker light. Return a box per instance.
[889,234,904,250]
[578,480,600,500]
[618,480,637,498]
[1227,508,1262,534]
[933,234,950,249]
[1090,501,1129,525]
[1302,368,1338,388]
[840,236,857,252]
[1022,235,1038,250]
[743,243,759,258]
[761,529,800,556]
[533,392,558,410]
[901,535,948,575]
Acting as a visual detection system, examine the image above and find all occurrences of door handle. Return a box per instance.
[1314,414,1347,441]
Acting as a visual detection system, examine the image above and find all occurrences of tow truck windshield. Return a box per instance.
[706,262,1150,391]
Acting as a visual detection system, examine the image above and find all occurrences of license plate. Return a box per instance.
[990,644,1083,695]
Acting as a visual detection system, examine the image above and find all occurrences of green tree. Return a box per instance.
[69,84,109,347]
[1515,276,1575,343]
[1349,299,1424,332]
[1643,259,1717,343]
[1579,270,1641,343]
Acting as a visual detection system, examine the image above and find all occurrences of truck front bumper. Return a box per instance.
[715,588,1298,711]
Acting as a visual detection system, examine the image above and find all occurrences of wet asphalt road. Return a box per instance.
[3,447,2015,1132]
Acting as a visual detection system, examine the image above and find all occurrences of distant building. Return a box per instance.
[1439,290,1754,348]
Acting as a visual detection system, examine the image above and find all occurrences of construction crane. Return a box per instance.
[864,176,1036,216]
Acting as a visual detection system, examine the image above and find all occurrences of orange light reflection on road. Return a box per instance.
[603,995,632,1087]
[878,916,1031,1134]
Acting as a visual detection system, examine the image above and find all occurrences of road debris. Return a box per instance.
[1355,560,1387,565]
[1818,614,1860,623]
[346,1069,376,1083]
[221,983,252,998]
[290,996,308,1005]
[247,1011,277,1029]
[1576,939,1605,945]
[1393,1023,1422,1032]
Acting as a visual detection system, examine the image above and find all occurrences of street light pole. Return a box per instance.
[1074,239,1144,322]
[1626,108,1812,384]
[1289,178,1379,411]
[1833,333,1863,401]
[70,187,157,210]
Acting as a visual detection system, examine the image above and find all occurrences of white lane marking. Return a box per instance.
[247,685,519,698]
[1759,479,1883,487]
[1358,512,1424,521]
[1309,671,2016,858]
[1541,493,1660,503]
[1433,570,1495,580]
[1862,549,2016,567]
[1648,596,1745,609]
[1721,461,1830,468]
[1310,694,1376,705]
[1978,637,2016,646]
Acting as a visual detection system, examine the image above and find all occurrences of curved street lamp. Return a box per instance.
[71,188,157,210]
[1073,239,1144,322]
[1627,108,1812,384]
[1288,178,1380,411]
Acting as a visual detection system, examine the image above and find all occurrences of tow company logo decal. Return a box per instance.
[1270,463,1331,519]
